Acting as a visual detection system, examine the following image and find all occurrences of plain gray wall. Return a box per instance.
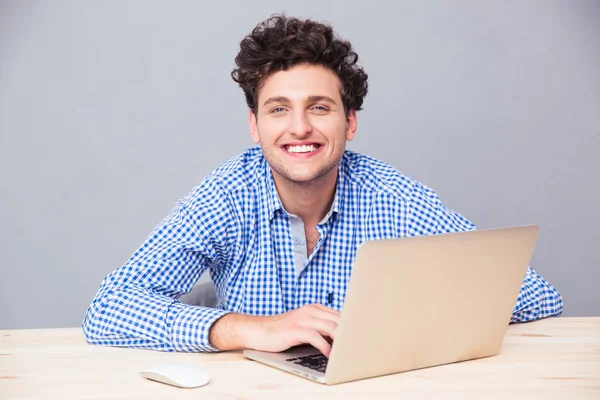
[1,0,598,329]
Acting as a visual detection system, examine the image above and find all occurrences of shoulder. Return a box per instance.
[342,151,436,204]
[179,147,265,213]
[342,151,474,234]
[206,147,265,191]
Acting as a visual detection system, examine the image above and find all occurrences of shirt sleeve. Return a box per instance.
[82,192,232,352]
[407,182,563,323]
[510,266,563,323]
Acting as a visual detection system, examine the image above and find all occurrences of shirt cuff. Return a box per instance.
[169,302,231,352]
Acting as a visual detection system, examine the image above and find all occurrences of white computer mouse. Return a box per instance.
[140,364,210,388]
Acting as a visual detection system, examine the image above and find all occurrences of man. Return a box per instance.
[83,15,563,357]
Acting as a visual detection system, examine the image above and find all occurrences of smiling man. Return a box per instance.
[83,15,563,356]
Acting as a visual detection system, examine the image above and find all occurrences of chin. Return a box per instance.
[267,155,339,185]
[282,166,336,185]
[283,172,319,183]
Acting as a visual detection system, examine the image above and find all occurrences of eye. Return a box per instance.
[312,105,329,112]
[270,107,286,113]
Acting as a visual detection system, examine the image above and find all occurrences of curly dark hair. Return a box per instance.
[231,14,368,115]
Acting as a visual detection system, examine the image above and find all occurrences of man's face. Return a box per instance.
[249,64,357,185]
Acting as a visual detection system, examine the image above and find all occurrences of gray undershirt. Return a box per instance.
[285,202,335,278]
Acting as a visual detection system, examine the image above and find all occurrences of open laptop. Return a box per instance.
[243,225,540,385]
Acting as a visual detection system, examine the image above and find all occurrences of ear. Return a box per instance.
[249,109,260,144]
[345,109,357,141]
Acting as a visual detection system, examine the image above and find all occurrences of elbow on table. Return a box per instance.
[551,288,564,317]
[81,290,176,351]
[540,280,564,319]
[81,297,109,345]
[511,286,564,324]
[81,290,132,346]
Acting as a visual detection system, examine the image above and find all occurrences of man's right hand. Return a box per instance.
[208,303,340,357]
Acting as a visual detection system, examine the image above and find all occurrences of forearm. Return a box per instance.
[82,193,236,351]
[83,286,230,352]
[208,313,262,351]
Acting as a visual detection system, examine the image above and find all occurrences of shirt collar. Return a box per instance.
[265,165,283,220]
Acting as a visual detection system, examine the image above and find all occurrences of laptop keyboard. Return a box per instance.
[286,354,329,373]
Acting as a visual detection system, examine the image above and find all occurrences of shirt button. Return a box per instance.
[293,237,301,245]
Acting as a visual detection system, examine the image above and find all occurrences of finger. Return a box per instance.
[300,329,332,358]
[306,317,337,340]
[309,304,341,325]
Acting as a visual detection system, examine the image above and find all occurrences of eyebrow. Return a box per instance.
[263,96,290,107]
[308,95,337,104]
[262,95,338,107]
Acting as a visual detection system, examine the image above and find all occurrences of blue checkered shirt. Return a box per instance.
[83,148,563,352]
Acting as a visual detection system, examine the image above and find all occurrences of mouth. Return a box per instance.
[281,143,323,156]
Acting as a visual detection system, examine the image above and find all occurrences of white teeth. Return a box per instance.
[287,145,318,153]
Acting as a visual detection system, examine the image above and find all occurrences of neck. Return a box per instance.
[272,167,338,225]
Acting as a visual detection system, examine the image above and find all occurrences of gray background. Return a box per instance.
[1,0,598,329]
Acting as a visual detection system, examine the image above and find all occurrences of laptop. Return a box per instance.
[243,225,540,385]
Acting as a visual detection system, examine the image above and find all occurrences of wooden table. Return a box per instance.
[1,317,599,399]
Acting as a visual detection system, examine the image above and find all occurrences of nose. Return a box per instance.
[287,111,313,137]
